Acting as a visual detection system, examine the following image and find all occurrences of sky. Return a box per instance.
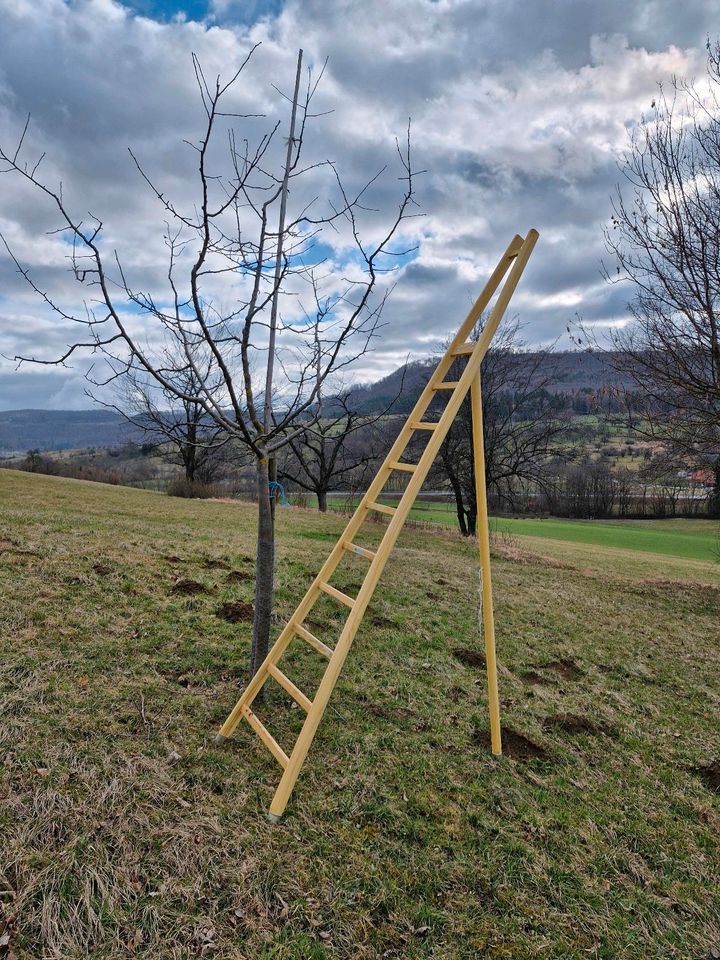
[0,0,715,409]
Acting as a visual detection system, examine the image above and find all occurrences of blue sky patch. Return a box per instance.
[122,0,284,25]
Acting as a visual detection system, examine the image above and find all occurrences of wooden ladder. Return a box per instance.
[215,229,539,820]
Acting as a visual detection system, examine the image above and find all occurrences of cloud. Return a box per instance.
[0,0,713,408]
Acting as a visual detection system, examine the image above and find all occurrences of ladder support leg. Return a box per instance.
[471,371,502,756]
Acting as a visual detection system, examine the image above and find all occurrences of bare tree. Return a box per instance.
[276,393,385,512]
[0,47,417,676]
[431,318,568,535]
[109,346,230,485]
[596,39,720,470]
[276,352,405,511]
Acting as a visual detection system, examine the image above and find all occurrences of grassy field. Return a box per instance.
[326,497,719,564]
[329,498,720,561]
[493,516,719,563]
[1,469,719,959]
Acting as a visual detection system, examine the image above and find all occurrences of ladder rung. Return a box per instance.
[294,623,333,659]
[432,381,460,390]
[241,705,289,768]
[389,461,417,473]
[411,421,438,431]
[319,582,355,608]
[367,501,397,516]
[342,540,377,561]
[451,342,475,356]
[267,663,312,712]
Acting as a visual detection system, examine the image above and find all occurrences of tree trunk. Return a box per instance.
[467,509,477,537]
[444,458,469,536]
[185,414,197,482]
[251,458,275,678]
[317,488,328,512]
[453,491,468,536]
[185,453,196,483]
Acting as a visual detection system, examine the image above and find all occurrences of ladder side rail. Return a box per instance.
[463,229,540,369]
[389,234,523,440]
[472,370,502,755]
[377,228,539,543]
[267,230,538,818]
[329,232,523,522]
[216,509,368,739]
[266,232,527,652]
[217,462,410,739]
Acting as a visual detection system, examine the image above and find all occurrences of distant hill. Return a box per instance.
[0,409,133,455]
[340,349,633,415]
[0,350,631,453]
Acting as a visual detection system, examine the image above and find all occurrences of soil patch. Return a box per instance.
[542,713,618,738]
[203,558,230,570]
[537,658,584,681]
[364,703,431,731]
[520,670,553,686]
[216,601,254,623]
[226,570,253,583]
[694,760,720,794]
[452,647,486,669]
[474,726,550,761]
[371,615,395,628]
[93,563,112,576]
[171,578,212,595]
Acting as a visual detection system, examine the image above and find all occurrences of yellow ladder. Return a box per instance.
[215,229,539,820]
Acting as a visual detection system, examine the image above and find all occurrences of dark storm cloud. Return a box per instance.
[0,0,713,406]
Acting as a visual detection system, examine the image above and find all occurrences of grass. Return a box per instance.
[324,497,719,564]
[493,516,720,564]
[1,468,719,959]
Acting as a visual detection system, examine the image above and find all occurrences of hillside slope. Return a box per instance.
[1,469,719,959]
[0,408,132,454]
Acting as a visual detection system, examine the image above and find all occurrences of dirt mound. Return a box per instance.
[171,579,211,595]
[542,713,618,738]
[93,563,112,576]
[216,601,254,623]
[694,760,720,794]
[371,614,395,628]
[226,570,253,583]
[537,658,584,681]
[474,726,550,760]
[203,558,230,570]
[520,670,553,686]
[452,647,486,669]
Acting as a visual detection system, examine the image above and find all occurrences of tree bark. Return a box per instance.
[251,458,275,678]
[317,488,328,512]
[467,509,477,537]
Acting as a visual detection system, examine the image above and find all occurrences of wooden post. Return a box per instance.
[471,370,502,755]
